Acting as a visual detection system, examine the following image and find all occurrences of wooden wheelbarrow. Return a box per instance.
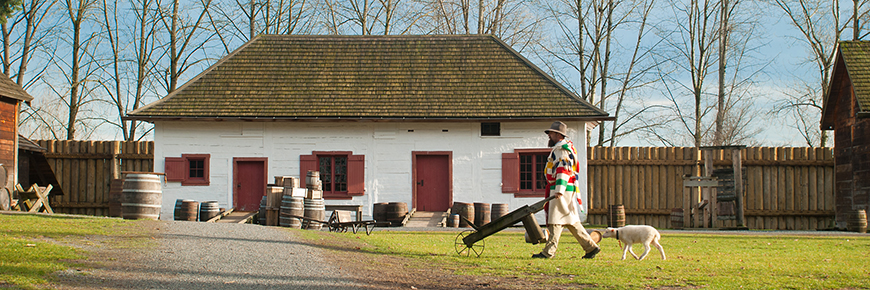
[454,195,556,257]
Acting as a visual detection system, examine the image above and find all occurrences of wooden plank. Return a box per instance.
[761,147,771,229]
[50,202,109,209]
[795,148,812,230]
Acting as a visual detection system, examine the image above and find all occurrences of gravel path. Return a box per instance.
[57,221,365,290]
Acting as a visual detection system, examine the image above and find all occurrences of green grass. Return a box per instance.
[2,213,867,289]
[305,229,870,289]
[0,214,151,290]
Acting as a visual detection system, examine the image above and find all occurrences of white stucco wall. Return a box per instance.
[153,120,591,222]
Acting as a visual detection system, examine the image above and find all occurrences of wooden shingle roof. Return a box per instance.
[0,72,33,103]
[127,35,610,121]
[822,41,870,129]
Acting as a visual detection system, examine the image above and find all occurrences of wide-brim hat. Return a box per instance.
[544,121,568,136]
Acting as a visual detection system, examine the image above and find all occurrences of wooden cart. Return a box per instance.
[286,210,377,235]
[454,196,556,257]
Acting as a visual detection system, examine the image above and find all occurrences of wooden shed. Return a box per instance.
[821,41,870,228]
[0,73,34,210]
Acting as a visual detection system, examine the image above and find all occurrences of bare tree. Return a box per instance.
[61,0,100,139]
[159,0,213,93]
[536,0,667,146]
[773,0,845,147]
[320,0,425,35]
[207,0,317,53]
[2,0,59,88]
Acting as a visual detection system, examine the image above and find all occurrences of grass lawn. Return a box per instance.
[0,213,152,290]
[301,228,870,289]
[2,213,868,289]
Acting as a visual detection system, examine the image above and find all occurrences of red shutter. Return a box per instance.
[347,154,365,195]
[299,154,317,188]
[165,157,185,182]
[502,152,519,193]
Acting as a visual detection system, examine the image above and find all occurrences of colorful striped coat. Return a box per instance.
[545,139,581,225]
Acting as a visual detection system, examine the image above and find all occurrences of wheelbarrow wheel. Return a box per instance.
[454,230,485,257]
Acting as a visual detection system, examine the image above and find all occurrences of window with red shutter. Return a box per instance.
[164,154,210,186]
[300,152,364,200]
[503,149,549,197]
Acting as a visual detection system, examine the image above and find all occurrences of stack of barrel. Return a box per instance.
[275,175,305,228]
[302,171,325,230]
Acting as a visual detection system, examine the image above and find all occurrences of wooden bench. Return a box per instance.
[324,205,364,221]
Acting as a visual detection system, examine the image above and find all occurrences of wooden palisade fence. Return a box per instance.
[39,140,154,216]
[585,147,835,230]
[36,142,834,230]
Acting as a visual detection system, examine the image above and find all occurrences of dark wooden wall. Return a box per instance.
[834,92,870,228]
[1,98,18,198]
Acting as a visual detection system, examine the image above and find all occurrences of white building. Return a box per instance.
[127,35,612,221]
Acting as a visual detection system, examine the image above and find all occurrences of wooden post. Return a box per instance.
[733,148,745,227]
[112,141,121,180]
[704,149,715,228]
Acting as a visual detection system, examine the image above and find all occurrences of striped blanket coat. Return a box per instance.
[545,139,582,225]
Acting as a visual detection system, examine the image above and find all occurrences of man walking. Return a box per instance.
[533,121,601,259]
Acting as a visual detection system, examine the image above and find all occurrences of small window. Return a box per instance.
[481,122,500,136]
[165,154,210,186]
[519,152,549,192]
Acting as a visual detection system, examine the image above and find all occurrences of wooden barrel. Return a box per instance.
[608,204,625,228]
[448,214,459,227]
[303,198,325,230]
[259,196,267,225]
[474,202,491,226]
[385,202,408,226]
[452,202,474,228]
[670,208,684,229]
[490,203,509,221]
[174,199,194,220]
[177,200,198,221]
[372,202,388,222]
[121,174,163,220]
[108,178,124,217]
[199,201,220,221]
[306,170,322,190]
[279,195,304,229]
[847,209,867,233]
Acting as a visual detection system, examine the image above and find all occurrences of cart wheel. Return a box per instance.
[454,230,485,257]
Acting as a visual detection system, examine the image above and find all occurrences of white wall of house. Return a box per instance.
[153,120,591,222]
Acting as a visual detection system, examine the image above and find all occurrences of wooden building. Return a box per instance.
[821,41,870,228]
[0,73,33,210]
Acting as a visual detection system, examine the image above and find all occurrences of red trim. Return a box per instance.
[412,151,453,210]
[181,154,210,186]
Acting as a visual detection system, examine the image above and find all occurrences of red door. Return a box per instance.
[234,159,266,211]
[415,154,451,211]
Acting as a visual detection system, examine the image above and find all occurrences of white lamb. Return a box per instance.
[600,225,666,260]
